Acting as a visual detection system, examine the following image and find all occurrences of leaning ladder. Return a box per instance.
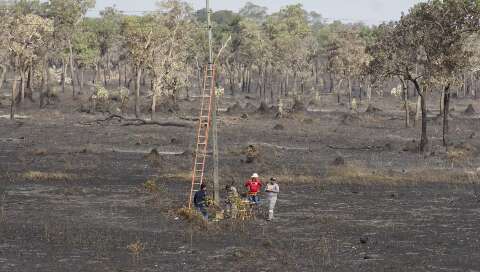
[188,64,216,208]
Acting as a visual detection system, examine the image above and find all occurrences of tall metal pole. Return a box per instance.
[207,0,220,203]
[207,0,213,64]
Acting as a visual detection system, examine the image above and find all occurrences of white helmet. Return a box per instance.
[251,173,259,178]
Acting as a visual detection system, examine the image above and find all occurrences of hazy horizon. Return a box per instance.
[87,0,425,24]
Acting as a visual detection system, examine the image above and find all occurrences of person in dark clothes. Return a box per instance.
[194,183,208,220]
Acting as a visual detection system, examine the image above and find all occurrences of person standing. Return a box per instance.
[265,177,280,221]
[194,183,208,220]
[245,173,262,204]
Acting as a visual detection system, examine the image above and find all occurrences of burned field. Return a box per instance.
[0,95,480,271]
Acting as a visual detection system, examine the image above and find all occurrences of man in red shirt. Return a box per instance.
[245,173,262,204]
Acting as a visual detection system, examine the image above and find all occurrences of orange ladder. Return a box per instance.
[188,64,216,208]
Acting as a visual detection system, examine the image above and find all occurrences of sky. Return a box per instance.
[87,0,426,25]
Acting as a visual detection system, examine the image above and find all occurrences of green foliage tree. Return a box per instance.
[4,13,53,118]
[369,0,480,151]
[264,4,311,101]
[121,14,156,117]
[49,0,95,97]
[150,0,194,119]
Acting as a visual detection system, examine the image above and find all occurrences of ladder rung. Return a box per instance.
[197,142,207,145]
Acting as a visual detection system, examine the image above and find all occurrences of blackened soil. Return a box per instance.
[1,94,480,271]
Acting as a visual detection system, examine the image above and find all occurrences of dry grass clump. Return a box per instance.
[244,144,259,163]
[144,148,161,167]
[143,179,172,208]
[326,164,395,184]
[143,179,163,194]
[447,143,477,165]
[127,240,145,264]
[275,175,319,184]
[325,163,472,185]
[32,148,48,156]
[447,149,469,164]
[23,171,73,181]
[273,162,474,185]
[177,207,207,228]
[158,171,191,182]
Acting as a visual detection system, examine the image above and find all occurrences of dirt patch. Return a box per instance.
[226,102,244,115]
[292,99,306,112]
[244,102,257,112]
[341,113,363,125]
[331,156,345,166]
[365,104,382,113]
[256,102,272,115]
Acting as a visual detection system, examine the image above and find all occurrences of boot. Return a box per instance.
[267,210,274,221]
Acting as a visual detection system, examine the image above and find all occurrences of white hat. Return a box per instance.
[251,173,259,178]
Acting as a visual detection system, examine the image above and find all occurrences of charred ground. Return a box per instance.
[1,93,480,271]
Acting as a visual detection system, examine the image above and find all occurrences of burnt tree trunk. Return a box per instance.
[61,58,66,93]
[400,78,409,128]
[25,65,34,102]
[40,57,47,108]
[80,68,85,90]
[0,64,6,91]
[412,79,428,152]
[124,63,128,87]
[68,39,76,97]
[135,66,142,118]
[20,68,25,104]
[118,65,122,87]
[443,84,451,147]
[10,57,19,120]
[420,90,428,151]
[247,69,252,93]
[347,77,352,106]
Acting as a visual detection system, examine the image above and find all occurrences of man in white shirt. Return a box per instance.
[265,177,280,221]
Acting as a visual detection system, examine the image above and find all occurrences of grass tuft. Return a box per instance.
[23,171,73,182]
[325,163,472,185]
[127,240,145,264]
[32,148,48,156]
[176,207,207,228]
